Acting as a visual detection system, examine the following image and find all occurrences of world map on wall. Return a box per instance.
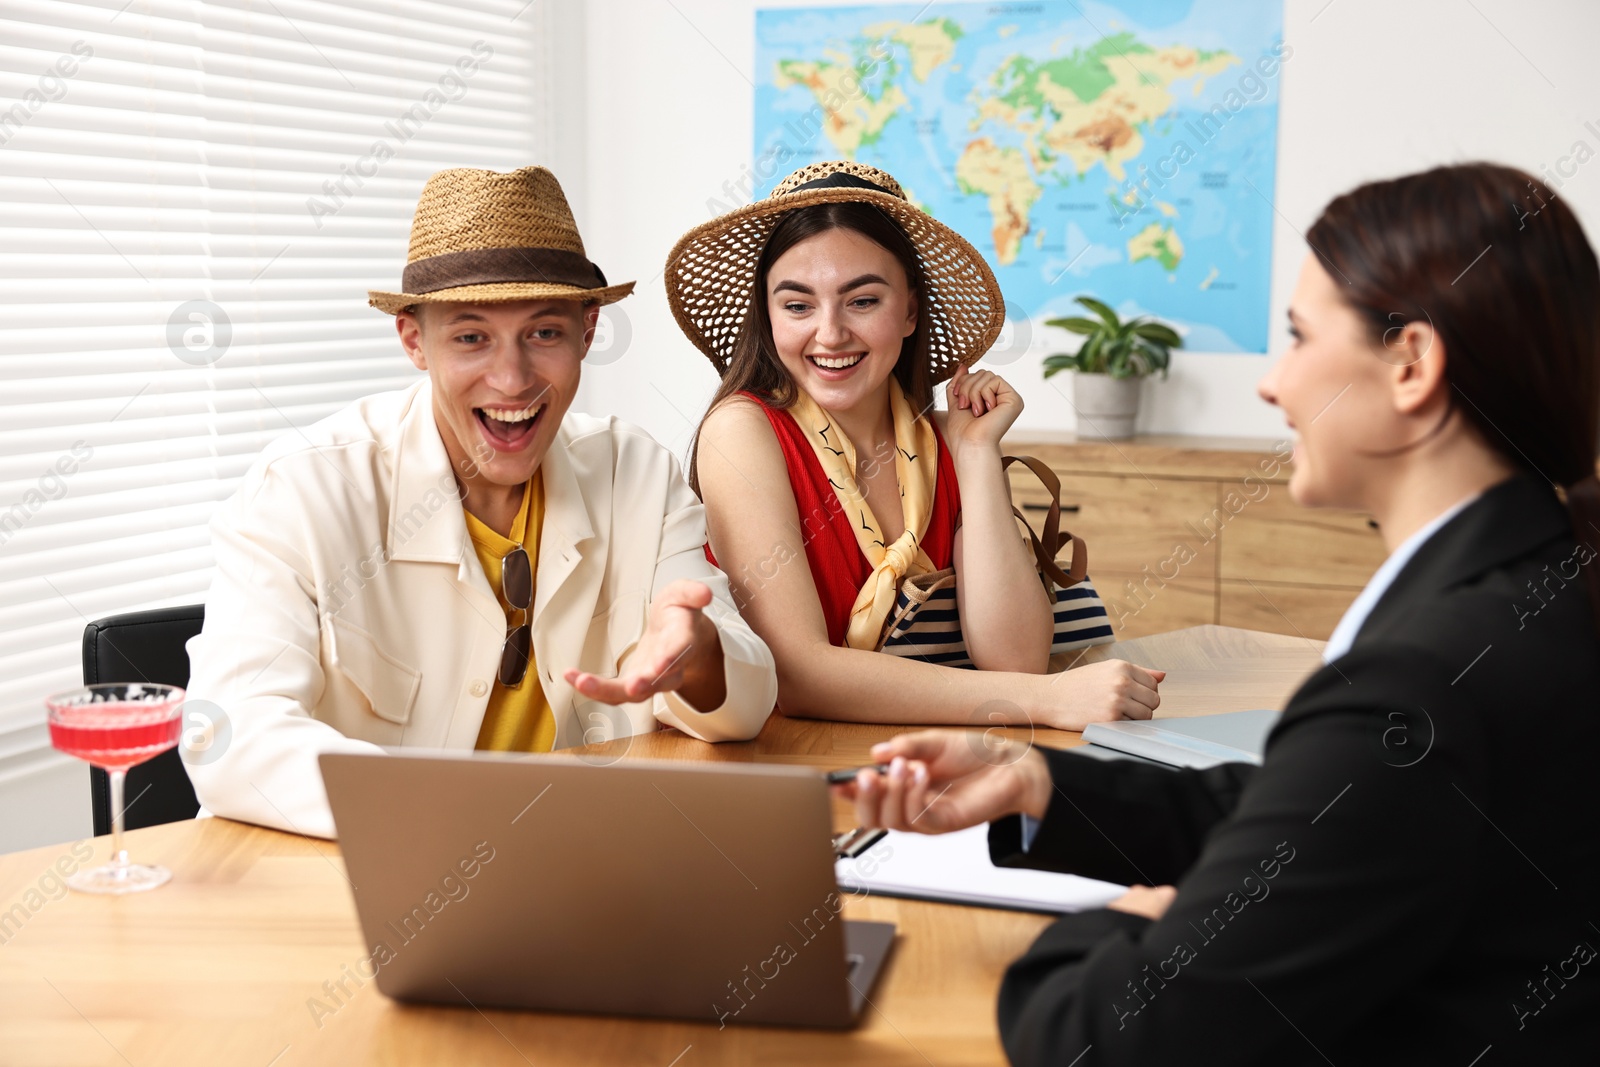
[753,1,1285,353]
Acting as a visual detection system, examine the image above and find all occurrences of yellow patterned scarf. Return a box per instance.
[787,379,939,649]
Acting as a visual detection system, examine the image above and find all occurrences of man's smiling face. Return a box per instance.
[396,298,598,491]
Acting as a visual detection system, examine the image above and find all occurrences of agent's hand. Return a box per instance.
[943,364,1023,455]
[564,580,726,710]
[830,730,1053,835]
[1106,884,1177,921]
[1036,659,1164,729]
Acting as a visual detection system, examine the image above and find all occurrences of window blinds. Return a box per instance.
[0,0,542,813]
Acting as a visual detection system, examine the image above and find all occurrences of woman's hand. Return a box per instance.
[944,364,1023,457]
[1106,884,1177,920]
[1031,659,1165,729]
[831,730,1053,834]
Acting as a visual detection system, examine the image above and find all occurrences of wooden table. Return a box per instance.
[0,627,1324,1066]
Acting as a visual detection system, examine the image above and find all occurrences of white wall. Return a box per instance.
[572,0,1600,455]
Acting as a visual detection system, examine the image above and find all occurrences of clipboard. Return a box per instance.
[833,823,1127,914]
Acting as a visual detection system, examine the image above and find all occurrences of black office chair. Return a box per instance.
[82,605,205,835]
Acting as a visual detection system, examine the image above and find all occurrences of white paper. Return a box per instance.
[835,823,1128,914]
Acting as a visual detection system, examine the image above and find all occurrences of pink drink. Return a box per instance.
[48,703,182,771]
[46,683,185,894]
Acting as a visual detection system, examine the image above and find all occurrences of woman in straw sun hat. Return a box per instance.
[669,161,1163,729]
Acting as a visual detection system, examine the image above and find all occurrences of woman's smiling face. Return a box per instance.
[1257,253,1411,511]
[765,226,918,415]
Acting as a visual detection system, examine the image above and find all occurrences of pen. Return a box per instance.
[825,764,891,785]
[831,826,888,858]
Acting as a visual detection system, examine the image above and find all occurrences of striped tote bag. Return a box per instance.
[875,456,1115,667]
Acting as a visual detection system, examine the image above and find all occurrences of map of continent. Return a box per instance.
[754,2,1285,353]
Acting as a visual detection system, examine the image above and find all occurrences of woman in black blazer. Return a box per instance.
[837,162,1600,1065]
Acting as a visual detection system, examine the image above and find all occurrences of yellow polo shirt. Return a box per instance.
[466,475,556,753]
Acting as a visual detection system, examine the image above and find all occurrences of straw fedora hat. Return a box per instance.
[369,166,634,315]
[665,160,1004,384]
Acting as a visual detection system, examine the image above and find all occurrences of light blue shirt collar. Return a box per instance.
[1322,492,1483,664]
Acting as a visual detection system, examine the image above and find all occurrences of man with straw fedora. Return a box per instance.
[184,166,777,839]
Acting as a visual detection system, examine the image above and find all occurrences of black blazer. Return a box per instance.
[989,473,1600,1065]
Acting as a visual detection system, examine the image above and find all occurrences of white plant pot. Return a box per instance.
[1072,372,1143,440]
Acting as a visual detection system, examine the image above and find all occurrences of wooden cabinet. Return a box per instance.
[1220,490,1385,587]
[1217,579,1365,641]
[1002,433,1388,641]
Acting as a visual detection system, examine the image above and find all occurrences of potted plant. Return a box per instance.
[1043,296,1182,440]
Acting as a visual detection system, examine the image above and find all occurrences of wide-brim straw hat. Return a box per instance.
[665,160,1004,384]
[369,166,634,315]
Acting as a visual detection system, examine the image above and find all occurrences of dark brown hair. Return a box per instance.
[1306,162,1600,629]
[687,202,934,494]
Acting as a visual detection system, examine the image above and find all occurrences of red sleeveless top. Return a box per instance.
[709,391,962,647]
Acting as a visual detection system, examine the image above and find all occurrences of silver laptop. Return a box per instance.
[319,751,896,1028]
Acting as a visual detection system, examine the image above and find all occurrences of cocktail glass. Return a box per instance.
[46,683,185,894]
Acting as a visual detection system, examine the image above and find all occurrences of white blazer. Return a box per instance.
[184,380,777,838]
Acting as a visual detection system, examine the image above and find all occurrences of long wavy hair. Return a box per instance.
[1306,162,1600,630]
[687,202,934,494]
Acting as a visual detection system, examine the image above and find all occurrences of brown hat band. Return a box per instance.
[401,246,608,294]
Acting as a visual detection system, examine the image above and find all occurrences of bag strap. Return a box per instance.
[1001,454,1089,588]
